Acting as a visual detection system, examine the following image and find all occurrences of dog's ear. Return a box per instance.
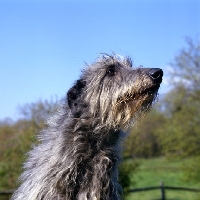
[67,79,86,111]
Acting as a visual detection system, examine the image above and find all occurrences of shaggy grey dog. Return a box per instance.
[12,54,163,200]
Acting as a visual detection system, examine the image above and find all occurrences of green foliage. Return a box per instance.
[158,36,200,158]
[0,99,57,190]
[0,120,37,190]
[124,36,200,159]
[156,86,200,157]
[119,159,139,194]
[124,109,166,158]
[18,98,58,129]
[182,156,200,183]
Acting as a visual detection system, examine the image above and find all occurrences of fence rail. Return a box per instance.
[128,182,200,200]
[1,182,200,199]
[0,190,14,195]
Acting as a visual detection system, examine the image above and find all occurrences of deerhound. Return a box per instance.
[12,54,163,200]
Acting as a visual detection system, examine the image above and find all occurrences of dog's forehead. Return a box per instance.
[99,55,132,68]
[80,55,133,81]
[86,55,132,71]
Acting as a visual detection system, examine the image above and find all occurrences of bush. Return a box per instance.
[119,159,139,196]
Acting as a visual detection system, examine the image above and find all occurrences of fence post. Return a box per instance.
[160,181,166,200]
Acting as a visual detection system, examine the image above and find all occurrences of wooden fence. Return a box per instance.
[0,190,13,199]
[1,182,200,199]
[128,182,200,200]
[0,190,13,195]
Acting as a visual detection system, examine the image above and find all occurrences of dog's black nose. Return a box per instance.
[149,68,163,82]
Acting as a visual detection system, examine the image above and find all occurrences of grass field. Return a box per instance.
[125,157,200,200]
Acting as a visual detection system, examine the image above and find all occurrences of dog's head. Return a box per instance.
[67,55,163,129]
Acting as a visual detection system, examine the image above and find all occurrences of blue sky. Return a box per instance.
[0,0,199,120]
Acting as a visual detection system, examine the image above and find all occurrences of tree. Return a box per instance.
[170,36,200,91]
[124,36,200,159]
[161,36,200,157]
[124,108,166,158]
[18,98,58,129]
[0,99,57,190]
[157,85,200,156]
[166,36,200,182]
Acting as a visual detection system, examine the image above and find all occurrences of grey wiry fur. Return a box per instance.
[12,54,163,200]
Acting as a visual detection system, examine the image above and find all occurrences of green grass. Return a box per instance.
[124,157,200,200]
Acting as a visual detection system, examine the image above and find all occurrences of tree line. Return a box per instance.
[125,36,200,159]
[0,36,199,191]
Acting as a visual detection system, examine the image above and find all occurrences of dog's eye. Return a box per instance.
[107,66,116,76]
